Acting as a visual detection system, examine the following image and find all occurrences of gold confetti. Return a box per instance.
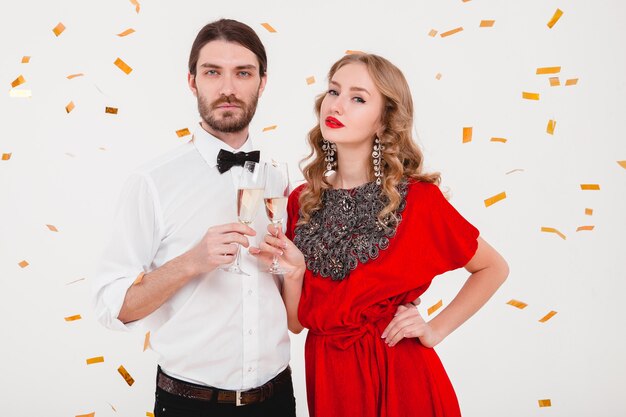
[76,413,95,417]
[484,192,506,207]
[580,184,600,190]
[547,9,563,29]
[118,365,135,386]
[109,403,117,412]
[117,28,136,37]
[21,56,30,63]
[506,168,524,175]
[549,77,560,87]
[462,127,472,143]
[130,0,140,13]
[144,331,151,351]
[536,66,561,74]
[306,76,315,85]
[66,277,85,285]
[479,20,495,28]
[585,208,593,215]
[345,50,365,55]
[2,153,11,160]
[541,227,566,240]
[9,89,32,98]
[65,101,75,113]
[64,315,82,322]
[86,356,104,365]
[538,399,552,407]
[53,22,66,37]
[490,137,507,143]
[11,75,26,88]
[18,260,29,268]
[507,299,528,309]
[576,225,595,232]
[176,128,191,138]
[427,300,443,316]
[522,91,540,100]
[105,107,118,114]
[539,311,557,323]
[565,78,579,86]
[263,125,277,132]
[66,73,84,79]
[547,119,557,135]
[146,413,155,417]
[114,57,133,75]
[428,29,438,37]
[133,271,145,285]
[46,224,59,232]
[261,23,277,33]
[462,0,471,2]
[440,27,464,38]
[435,73,442,80]
[617,161,626,169]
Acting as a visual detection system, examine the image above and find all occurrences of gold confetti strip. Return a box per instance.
[547,9,563,29]
[580,184,600,190]
[462,127,472,143]
[617,161,626,169]
[109,403,117,412]
[263,125,277,132]
[66,277,85,285]
[46,224,59,232]
[538,399,552,407]
[306,76,315,85]
[345,50,365,55]
[462,0,471,2]
[144,331,151,351]
[549,77,560,87]
[147,413,155,417]
[522,91,540,100]
[130,0,140,13]
[118,365,135,386]
[428,29,438,37]
[64,314,82,322]
[546,119,556,135]
[176,128,191,137]
[9,89,32,98]
[505,168,524,175]
[576,225,595,232]
[117,28,135,37]
[427,300,443,316]
[435,73,442,80]
[479,20,495,28]
[66,73,84,79]
[86,356,104,365]
[76,413,95,417]
[507,299,528,309]
[565,78,578,86]
[65,152,76,158]
[19,260,29,268]
[484,192,506,207]
[261,23,277,33]
[114,58,133,75]
[21,56,30,63]
[133,271,145,285]
[490,137,507,143]
[11,75,26,88]
[585,208,593,216]
[53,22,66,37]
[541,227,566,240]
[440,27,464,38]
[539,311,557,323]
[65,101,75,113]
[105,106,119,114]
[2,153,11,160]
[536,66,561,74]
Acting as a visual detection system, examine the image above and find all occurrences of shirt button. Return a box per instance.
[248,329,253,335]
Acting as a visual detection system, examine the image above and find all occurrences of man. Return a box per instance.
[92,19,296,416]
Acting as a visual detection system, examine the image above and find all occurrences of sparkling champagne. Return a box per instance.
[264,196,288,223]
[237,188,264,224]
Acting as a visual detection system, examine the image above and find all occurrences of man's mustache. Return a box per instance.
[211,95,245,109]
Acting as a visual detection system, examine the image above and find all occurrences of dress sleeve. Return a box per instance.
[285,184,305,241]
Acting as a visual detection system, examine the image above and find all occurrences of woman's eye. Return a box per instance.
[353,97,366,104]
[327,89,339,96]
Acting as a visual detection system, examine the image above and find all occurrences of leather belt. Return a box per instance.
[156,366,291,406]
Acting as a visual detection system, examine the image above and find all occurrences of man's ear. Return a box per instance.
[257,74,268,98]
[188,73,198,97]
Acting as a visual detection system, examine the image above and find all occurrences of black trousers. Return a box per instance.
[154,369,297,417]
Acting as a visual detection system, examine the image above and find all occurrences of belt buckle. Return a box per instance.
[235,390,243,406]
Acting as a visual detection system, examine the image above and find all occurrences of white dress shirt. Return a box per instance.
[92,127,290,390]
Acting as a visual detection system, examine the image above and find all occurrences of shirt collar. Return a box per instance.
[192,124,255,168]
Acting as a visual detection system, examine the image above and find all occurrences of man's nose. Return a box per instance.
[219,74,236,96]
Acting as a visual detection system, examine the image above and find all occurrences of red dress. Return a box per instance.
[286,181,479,417]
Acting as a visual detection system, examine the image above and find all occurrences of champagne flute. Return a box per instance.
[222,161,265,275]
[264,161,290,274]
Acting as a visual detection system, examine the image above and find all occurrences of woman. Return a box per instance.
[250,53,509,417]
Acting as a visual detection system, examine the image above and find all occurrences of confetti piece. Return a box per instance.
[66,101,75,113]
[462,127,472,143]
[507,299,528,309]
[345,50,365,55]
[538,399,552,407]
[565,78,578,86]
[19,260,29,268]
[64,315,82,322]
[118,365,135,386]
[261,23,276,33]
[65,152,76,158]
[67,73,84,79]
[130,0,140,13]
[99,147,107,151]
[11,75,26,88]
[490,137,507,143]
[117,28,135,37]
[53,22,66,37]
[484,191,506,207]
[306,76,315,85]
[505,168,524,175]
[176,128,191,138]
[435,73,442,80]
[114,57,133,75]
[109,403,117,412]
[580,184,600,190]
[263,125,277,132]
[427,300,443,316]
[462,0,471,2]
[9,89,32,98]
[522,91,540,100]
[479,20,495,28]
[147,413,155,417]
[105,106,118,114]
[617,161,626,169]
[440,27,464,38]
[549,77,560,87]
[133,271,145,285]
[86,356,104,365]
[21,56,30,63]
[585,208,593,215]
[547,9,563,29]
[66,277,85,285]
[576,225,595,232]
[541,227,566,240]
[2,153,11,160]
[536,66,561,75]
[546,119,557,135]
[76,413,95,417]
[144,331,151,351]
[428,29,438,37]
[539,311,557,323]
[46,224,59,232]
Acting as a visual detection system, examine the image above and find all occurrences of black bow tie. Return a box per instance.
[216,149,260,174]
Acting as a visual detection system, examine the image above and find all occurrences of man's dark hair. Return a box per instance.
[188,19,267,77]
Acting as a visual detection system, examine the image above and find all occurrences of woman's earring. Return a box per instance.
[322,139,337,174]
[373,136,383,185]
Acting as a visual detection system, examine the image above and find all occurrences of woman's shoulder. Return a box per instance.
[405,178,441,197]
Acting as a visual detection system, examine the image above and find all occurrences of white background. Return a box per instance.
[1,1,625,416]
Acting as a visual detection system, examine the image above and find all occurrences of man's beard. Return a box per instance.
[198,93,259,134]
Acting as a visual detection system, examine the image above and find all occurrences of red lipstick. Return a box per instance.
[325,116,344,128]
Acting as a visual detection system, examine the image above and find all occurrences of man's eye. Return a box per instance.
[238,71,251,77]
[205,69,218,75]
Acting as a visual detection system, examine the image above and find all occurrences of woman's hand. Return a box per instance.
[249,224,306,279]
[381,303,442,348]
